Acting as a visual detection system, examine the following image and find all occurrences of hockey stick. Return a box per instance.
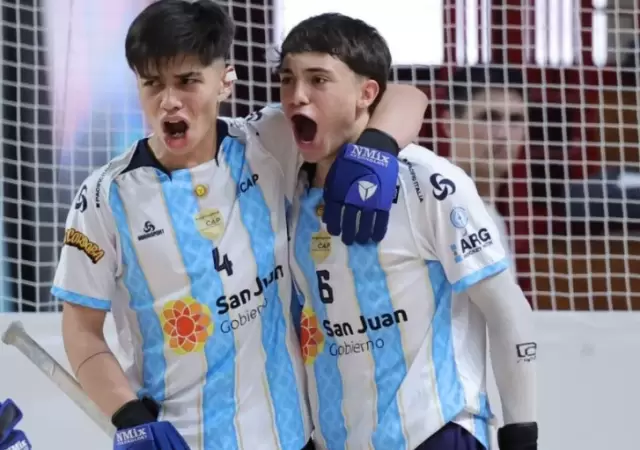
[1,320,115,437]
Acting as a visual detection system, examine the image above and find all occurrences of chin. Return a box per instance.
[297,144,329,163]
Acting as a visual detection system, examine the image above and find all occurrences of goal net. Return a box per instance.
[0,0,638,312]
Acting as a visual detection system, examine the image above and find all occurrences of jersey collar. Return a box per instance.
[123,119,229,177]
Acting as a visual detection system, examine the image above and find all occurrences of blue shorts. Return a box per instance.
[416,423,485,450]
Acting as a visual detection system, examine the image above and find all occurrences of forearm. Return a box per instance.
[466,269,537,425]
[62,307,136,418]
[367,84,428,149]
[72,347,138,418]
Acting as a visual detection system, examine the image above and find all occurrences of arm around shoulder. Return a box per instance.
[367,84,428,149]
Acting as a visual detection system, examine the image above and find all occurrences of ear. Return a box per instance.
[357,79,380,110]
[441,108,452,138]
[217,66,237,102]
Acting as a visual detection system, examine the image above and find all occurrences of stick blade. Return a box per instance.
[1,320,25,346]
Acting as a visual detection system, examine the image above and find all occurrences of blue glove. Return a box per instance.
[114,422,190,450]
[323,142,399,245]
[0,430,32,450]
[112,397,189,450]
[0,399,31,450]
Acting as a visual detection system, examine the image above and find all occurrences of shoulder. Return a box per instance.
[78,143,137,210]
[220,104,290,142]
[398,144,477,202]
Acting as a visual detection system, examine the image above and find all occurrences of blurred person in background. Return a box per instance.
[440,67,527,256]
[437,67,530,446]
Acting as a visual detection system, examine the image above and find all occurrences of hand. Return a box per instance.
[112,397,189,450]
[497,422,538,450]
[113,422,190,450]
[0,398,28,449]
[0,429,32,450]
[323,143,399,245]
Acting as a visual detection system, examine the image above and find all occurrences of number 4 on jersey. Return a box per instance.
[213,248,233,276]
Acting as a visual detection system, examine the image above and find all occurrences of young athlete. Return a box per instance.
[51,2,427,450]
[283,13,538,450]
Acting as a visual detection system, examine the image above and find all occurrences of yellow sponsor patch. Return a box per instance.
[194,208,224,240]
[64,228,105,264]
[311,230,332,264]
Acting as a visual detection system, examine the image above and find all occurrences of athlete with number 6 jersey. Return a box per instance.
[282,14,538,450]
[50,2,427,450]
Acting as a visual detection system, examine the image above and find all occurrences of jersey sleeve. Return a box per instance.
[408,154,510,293]
[51,169,118,311]
[221,104,301,200]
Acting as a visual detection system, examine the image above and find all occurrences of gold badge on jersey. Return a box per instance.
[194,184,208,198]
[311,229,332,263]
[194,208,224,240]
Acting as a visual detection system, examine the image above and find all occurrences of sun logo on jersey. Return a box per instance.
[160,296,214,355]
[300,306,324,365]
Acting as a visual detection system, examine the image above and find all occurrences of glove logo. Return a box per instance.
[349,145,390,167]
[5,440,28,450]
[357,180,378,201]
[115,427,148,445]
[430,173,456,201]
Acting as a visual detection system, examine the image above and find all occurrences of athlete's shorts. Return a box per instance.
[415,422,485,450]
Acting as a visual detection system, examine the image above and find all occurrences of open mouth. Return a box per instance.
[291,114,317,144]
[162,119,189,139]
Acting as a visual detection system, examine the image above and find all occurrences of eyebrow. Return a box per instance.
[141,71,202,80]
[278,67,333,76]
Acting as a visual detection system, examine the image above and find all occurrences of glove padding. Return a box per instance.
[0,399,23,444]
[497,422,538,450]
[323,143,399,245]
[113,422,190,450]
[0,429,32,450]
[112,397,189,450]
[0,398,30,450]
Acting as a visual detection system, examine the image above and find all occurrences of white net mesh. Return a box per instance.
[0,0,638,312]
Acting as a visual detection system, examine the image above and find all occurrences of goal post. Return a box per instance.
[0,0,638,312]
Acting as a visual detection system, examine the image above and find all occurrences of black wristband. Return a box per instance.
[355,128,400,155]
[111,396,160,430]
[498,422,538,450]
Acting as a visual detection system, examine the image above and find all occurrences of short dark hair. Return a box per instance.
[448,66,525,117]
[125,0,235,77]
[279,13,391,111]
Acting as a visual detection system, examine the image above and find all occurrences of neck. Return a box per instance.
[313,114,369,188]
[151,123,218,171]
[449,144,498,202]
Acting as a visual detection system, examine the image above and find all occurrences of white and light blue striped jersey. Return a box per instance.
[51,107,312,450]
[289,144,510,450]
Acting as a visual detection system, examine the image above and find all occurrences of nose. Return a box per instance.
[492,121,511,141]
[289,81,309,107]
[159,87,182,112]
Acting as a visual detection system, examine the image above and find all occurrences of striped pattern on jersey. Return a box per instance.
[289,157,499,450]
[52,129,311,449]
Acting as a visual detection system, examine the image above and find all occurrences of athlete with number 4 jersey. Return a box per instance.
[283,14,539,450]
[50,2,427,450]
